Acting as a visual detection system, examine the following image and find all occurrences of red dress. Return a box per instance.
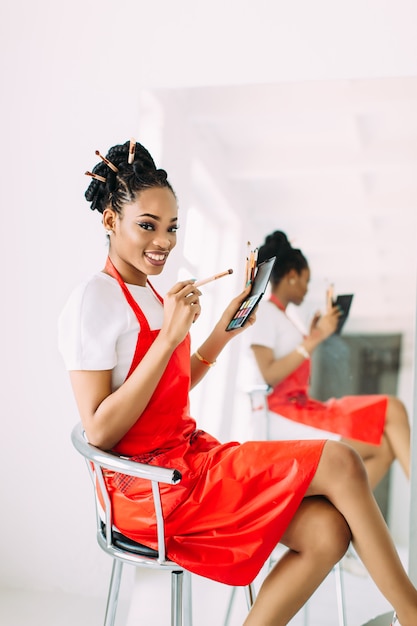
[104,260,326,586]
[266,295,388,445]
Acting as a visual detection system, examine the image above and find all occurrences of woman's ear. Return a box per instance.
[102,208,117,233]
[288,269,298,285]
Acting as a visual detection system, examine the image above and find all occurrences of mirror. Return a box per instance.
[136,78,417,559]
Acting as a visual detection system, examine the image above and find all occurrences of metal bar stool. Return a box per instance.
[71,422,256,626]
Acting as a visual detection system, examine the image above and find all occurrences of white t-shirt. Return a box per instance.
[58,272,164,391]
[247,299,341,441]
[248,300,305,358]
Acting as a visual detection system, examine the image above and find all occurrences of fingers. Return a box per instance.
[312,311,321,324]
[167,280,202,311]
[179,287,201,322]
[167,279,202,298]
[168,280,202,324]
[326,284,334,311]
[233,284,252,306]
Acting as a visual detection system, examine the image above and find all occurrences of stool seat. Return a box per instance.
[100,522,159,558]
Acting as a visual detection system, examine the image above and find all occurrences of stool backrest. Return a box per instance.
[71,422,182,564]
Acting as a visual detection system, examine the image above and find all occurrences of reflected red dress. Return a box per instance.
[266,295,388,445]
[105,260,326,586]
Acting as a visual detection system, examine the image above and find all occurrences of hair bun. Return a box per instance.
[258,230,292,264]
[257,229,308,285]
[84,139,174,214]
[265,231,292,254]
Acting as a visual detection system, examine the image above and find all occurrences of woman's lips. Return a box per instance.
[145,251,168,266]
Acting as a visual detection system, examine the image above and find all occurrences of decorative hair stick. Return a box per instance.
[128,138,136,164]
[194,269,233,288]
[95,150,118,172]
[85,170,106,183]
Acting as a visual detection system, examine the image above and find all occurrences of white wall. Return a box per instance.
[1,0,417,598]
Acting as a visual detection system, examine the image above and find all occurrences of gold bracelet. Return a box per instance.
[295,345,310,360]
[195,349,216,367]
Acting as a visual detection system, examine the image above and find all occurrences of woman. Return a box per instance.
[58,140,415,625]
[250,230,410,490]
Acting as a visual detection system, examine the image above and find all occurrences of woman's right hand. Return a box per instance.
[308,285,340,346]
[160,280,202,346]
[311,307,339,339]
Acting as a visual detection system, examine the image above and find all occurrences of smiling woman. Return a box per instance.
[86,140,179,286]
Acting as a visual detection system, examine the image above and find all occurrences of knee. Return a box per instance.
[387,396,408,421]
[312,503,351,563]
[323,441,368,486]
[296,498,351,565]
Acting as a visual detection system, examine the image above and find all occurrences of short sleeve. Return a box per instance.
[248,300,304,359]
[58,275,129,371]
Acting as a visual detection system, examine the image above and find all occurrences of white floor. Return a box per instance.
[0,546,405,626]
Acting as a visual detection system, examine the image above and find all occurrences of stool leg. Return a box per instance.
[303,601,309,626]
[171,570,184,626]
[183,571,193,626]
[244,583,256,610]
[222,587,237,626]
[104,559,123,626]
[334,562,347,626]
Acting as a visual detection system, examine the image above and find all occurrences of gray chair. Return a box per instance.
[71,422,256,626]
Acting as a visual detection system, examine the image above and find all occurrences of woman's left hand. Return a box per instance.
[217,285,256,335]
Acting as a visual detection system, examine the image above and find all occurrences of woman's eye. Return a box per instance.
[137,222,155,231]
[169,225,179,233]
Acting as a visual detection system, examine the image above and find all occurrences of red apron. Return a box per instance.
[267,295,387,445]
[104,259,326,586]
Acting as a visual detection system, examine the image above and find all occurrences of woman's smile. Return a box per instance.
[144,250,169,266]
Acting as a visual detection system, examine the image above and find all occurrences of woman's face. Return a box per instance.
[103,186,178,285]
[288,267,310,305]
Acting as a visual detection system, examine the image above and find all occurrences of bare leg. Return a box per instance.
[342,433,394,489]
[309,441,417,625]
[342,395,410,486]
[243,440,416,625]
[243,496,351,626]
[384,396,410,478]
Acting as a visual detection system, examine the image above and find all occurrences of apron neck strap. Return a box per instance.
[269,293,286,312]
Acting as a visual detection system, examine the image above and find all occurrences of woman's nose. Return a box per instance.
[152,236,171,250]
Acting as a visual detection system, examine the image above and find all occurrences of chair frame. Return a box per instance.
[71,422,255,626]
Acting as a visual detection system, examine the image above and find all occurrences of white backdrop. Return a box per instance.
[1,0,417,598]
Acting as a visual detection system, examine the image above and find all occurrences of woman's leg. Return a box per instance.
[342,433,394,489]
[343,396,410,486]
[384,396,410,478]
[243,496,351,626]
[309,441,417,625]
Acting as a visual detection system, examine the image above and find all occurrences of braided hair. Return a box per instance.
[257,231,308,286]
[85,140,174,214]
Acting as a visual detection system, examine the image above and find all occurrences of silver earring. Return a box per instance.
[105,229,113,235]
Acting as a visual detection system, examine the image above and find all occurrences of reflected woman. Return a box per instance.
[250,230,410,489]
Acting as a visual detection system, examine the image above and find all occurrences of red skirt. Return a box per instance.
[107,434,325,586]
[268,391,388,445]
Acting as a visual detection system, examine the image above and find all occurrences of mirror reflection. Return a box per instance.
[136,78,417,555]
